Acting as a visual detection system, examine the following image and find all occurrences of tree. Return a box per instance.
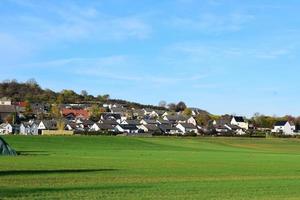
[195,114,211,126]
[89,104,103,122]
[158,100,167,108]
[183,108,192,116]
[168,103,176,111]
[26,78,38,87]
[81,90,88,97]
[51,104,61,119]
[176,101,187,112]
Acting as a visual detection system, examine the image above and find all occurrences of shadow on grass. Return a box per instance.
[0,168,118,176]
[17,151,50,156]
[0,184,151,198]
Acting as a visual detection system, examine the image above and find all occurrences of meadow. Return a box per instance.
[1,136,300,200]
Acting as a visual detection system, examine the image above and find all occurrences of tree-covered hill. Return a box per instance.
[0,79,169,110]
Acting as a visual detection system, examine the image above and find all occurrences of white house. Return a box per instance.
[0,123,13,134]
[176,123,198,134]
[187,117,197,126]
[0,97,11,105]
[272,121,296,135]
[20,122,31,135]
[138,124,161,133]
[231,116,248,130]
[115,124,140,134]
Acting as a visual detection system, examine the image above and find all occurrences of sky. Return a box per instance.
[0,0,300,117]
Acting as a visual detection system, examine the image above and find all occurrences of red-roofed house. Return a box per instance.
[61,108,89,120]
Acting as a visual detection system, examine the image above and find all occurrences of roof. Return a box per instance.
[141,119,157,124]
[124,120,140,125]
[96,123,115,130]
[144,124,160,132]
[157,119,171,125]
[178,123,197,129]
[154,110,166,115]
[41,120,57,130]
[159,124,178,131]
[100,119,118,125]
[0,105,16,113]
[120,124,138,130]
[110,107,127,113]
[61,108,89,119]
[165,115,187,122]
[233,116,245,122]
[274,121,288,126]
[101,113,121,120]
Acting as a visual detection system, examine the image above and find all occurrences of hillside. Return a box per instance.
[0,79,203,111]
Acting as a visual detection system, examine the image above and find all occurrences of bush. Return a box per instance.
[74,131,118,136]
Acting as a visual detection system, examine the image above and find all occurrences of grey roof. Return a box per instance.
[102,113,121,120]
[41,120,57,130]
[233,116,245,122]
[96,123,115,130]
[100,119,118,125]
[0,105,16,113]
[178,123,197,129]
[157,120,171,125]
[144,124,160,132]
[165,115,187,122]
[159,124,178,131]
[124,120,140,125]
[142,119,157,124]
[111,107,127,113]
[274,121,288,126]
[120,124,138,130]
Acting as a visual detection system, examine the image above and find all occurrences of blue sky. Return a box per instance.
[1,0,300,117]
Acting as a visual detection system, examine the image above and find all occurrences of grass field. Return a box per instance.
[1,136,300,199]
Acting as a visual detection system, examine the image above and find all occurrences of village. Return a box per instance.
[0,97,298,136]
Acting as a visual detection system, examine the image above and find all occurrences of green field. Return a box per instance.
[1,136,300,199]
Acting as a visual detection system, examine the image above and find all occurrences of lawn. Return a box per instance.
[1,136,300,200]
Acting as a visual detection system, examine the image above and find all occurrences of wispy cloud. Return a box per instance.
[169,12,255,33]
[1,1,152,43]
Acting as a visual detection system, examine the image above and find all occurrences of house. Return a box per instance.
[20,122,32,135]
[90,123,115,132]
[187,116,197,126]
[121,120,140,126]
[30,103,50,114]
[224,124,246,135]
[115,124,140,134]
[176,123,198,134]
[0,123,13,134]
[132,109,145,119]
[0,105,16,122]
[157,119,171,125]
[231,116,248,130]
[159,124,181,135]
[37,120,57,134]
[64,122,77,131]
[138,124,161,133]
[0,97,12,105]
[213,124,231,135]
[140,119,157,125]
[163,115,187,124]
[61,108,89,120]
[98,119,118,126]
[272,121,296,135]
[110,107,127,114]
[142,108,153,116]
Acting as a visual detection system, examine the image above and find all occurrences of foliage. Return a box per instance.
[183,108,192,116]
